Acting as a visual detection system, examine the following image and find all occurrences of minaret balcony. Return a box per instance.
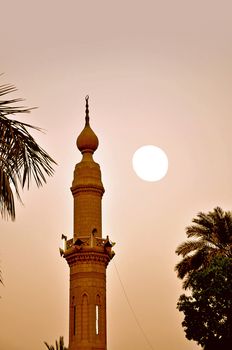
[62,234,115,264]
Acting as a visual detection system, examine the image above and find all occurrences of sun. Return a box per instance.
[132,145,168,182]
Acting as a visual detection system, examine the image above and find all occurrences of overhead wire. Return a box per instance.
[113,260,154,350]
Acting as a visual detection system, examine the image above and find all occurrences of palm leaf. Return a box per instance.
[176,240,206,257]
[0,83,56,220]
[175,207,232,289]
[44,337,67,350]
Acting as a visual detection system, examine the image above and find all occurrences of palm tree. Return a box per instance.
[0,82,56,220]
[175,207,232,289]
[44,336,68,350]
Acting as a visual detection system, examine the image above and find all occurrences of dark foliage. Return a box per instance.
[175,207,232,289]
[177,256,232,350]
[0,83,56,220]
[44,336,68,350]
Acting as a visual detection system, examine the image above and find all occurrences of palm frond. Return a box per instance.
[44,342,54,350]
[176,240,206,257]
[0,82,56,220]
[0,169,14,219]
[175,256,193,279]
[44,337,67,350]
[186,224,212,239]
[175,207,232,289]
[0,84,34,115]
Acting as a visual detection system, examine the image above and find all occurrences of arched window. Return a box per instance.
[81,293,89,340]
[96,294,101,335]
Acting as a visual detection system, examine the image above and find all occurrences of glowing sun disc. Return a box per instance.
[132,145,168,182]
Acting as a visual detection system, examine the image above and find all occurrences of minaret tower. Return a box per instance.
[63,96,114,350]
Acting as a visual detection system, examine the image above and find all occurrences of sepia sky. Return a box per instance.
[1,1,232,349]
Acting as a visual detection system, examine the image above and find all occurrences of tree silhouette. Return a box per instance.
[175,207,232,289]
[44,336,68,350]
[0,82,56,220]
[177,256,232,349]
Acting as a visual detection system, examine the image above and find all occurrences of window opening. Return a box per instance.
[96,305,99,335]
[96,294,101,335]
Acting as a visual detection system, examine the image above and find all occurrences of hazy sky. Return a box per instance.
[1,1,232,349]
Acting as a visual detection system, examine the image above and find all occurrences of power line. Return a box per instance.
[113,260,154,350]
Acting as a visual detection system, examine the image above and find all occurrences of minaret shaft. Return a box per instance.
[63,97,114,350]
[68,254,108,350]
[71,153,104,240]
[73,191,102,238]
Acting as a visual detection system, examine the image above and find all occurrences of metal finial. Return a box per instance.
[85,95,89,125]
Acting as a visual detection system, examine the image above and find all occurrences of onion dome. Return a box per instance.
[76,96,99,154]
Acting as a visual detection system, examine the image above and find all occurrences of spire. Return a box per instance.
[76,96,99,154]
[85,95,90,126]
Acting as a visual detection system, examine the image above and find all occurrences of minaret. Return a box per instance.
[62,96,115,350]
